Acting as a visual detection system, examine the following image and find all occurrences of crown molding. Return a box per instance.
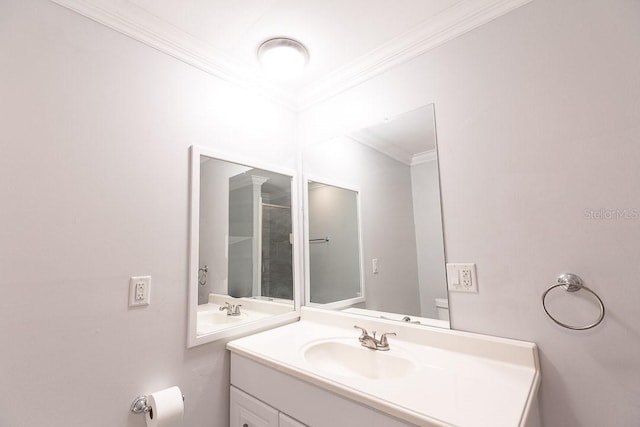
[50,0,532,111]
[49,0,298,110]
[298,0,532,110]
[347,132,414,166]
[229,174,270,191]
[411,150,437,166]
[296,0,533,109]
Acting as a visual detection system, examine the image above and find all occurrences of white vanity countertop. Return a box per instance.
[227,307,540,427]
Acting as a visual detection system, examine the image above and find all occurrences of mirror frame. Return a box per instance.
[303,176,366,309]
[187,145,302,347]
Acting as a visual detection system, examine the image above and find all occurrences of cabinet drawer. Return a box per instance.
[230,386,278,427]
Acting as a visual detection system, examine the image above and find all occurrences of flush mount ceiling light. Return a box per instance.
[257,38,310,79]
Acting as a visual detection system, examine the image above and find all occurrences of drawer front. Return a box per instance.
[230,386,278,427]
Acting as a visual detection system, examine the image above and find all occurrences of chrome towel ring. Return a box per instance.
[198,265,208,286]
[542,273,605,330]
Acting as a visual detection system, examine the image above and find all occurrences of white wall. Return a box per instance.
[0,1,296,426]
[299,0,640,425]
[411,159,447,318]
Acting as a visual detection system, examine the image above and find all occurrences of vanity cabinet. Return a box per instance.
[230,353,414,427]
[228,308,541,427]
[230,386,307,427]
[230,386,279,427]
[278,413,307,427]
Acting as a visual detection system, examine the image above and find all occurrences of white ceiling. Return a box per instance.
[52,0,532,109]
[126,0,455,89]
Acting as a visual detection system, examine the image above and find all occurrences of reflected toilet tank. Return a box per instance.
[435,298,449,321]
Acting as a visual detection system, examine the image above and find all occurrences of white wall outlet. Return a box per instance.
[372,258,379,274]
[446,263,478,293]
[129,276,151,306]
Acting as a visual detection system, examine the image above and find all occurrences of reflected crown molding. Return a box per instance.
[347,132,414,166]
[229,174,270,191]
[412,151,437,166]
[50,0,532,111]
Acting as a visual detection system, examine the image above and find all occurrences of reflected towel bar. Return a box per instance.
[309,237,330,243]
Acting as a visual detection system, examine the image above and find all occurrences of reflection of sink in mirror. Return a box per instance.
[197,309,247,324]
[207,293,293,315]
[342,307,449,329]
[197,294,294,336]
[197,306,246,335]
[303,338,418,380]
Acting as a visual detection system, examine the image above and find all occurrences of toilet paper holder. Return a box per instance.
[130,394,185,415]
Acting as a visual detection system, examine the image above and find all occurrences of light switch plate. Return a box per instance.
[446,263,478,293]
[129,276,151,306]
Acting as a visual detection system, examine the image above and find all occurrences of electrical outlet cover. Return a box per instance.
[446,263,478,293]
[129,276,151,306]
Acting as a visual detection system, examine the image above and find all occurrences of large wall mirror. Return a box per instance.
[188,146,299,347]
[302,104,449,328]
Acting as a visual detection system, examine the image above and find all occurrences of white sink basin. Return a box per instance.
[198,310,246,325]
[303,338,418,380]
[196,306,250,335]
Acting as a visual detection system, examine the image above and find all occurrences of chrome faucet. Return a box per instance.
[219,302,242,316]
[354,325,396,351]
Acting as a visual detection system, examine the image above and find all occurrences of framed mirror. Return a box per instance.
[302,104,449,328]
[304,180,365,309]
[188,146,300,347]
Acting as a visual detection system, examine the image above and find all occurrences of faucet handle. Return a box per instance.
[378,332,396,349]
[353,325,369,342]
[232,304,242,315]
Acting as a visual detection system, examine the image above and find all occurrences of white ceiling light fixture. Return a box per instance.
[257,38,310,79]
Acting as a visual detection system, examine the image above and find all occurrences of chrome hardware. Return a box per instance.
[130,396,151,415]
[219,302,242,316]
[353,325,369,342]
[309,236,330,243]
[198,265,208,286]
[377,332,396,351]
[542,273,605,330]
[130,394,185,415]
[353,325,396,351]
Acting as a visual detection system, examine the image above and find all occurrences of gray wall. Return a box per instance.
[307,184,361,304]
[411,159,447,318]
[0,1,296,426]
[300,0,640,425]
